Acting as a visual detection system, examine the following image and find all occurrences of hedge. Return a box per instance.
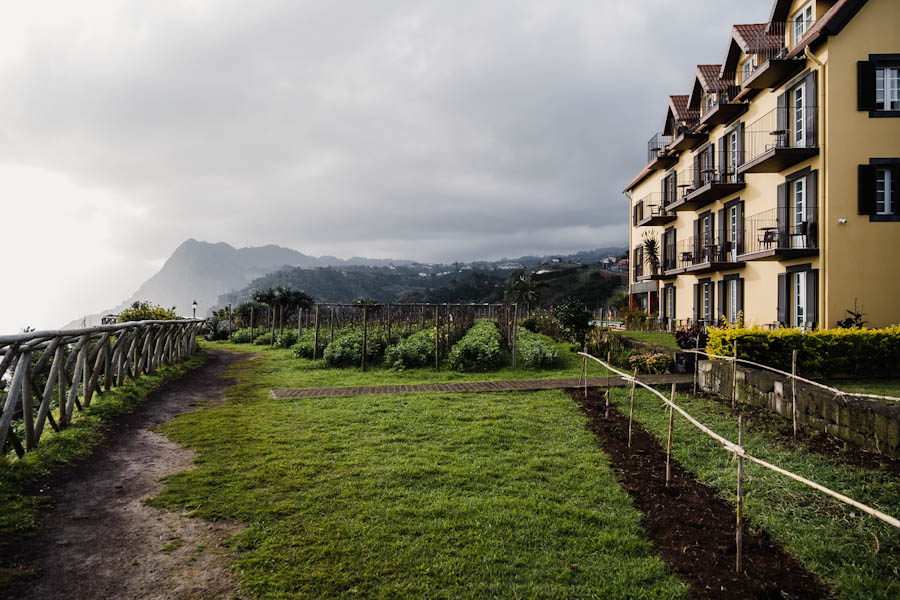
[448,320,505,372]
[707,326,900,377]
[322,329,386,368]
[384,328,435,370]
[516,327,559,369]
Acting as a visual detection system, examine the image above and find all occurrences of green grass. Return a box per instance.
[820,379,900,400]
[0,352,208,552]
[613,330,680,351]
[203,337,610,390]
[606,386,900,600]
[151,352,687,599]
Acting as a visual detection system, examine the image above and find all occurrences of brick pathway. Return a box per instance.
[270,374,692,399]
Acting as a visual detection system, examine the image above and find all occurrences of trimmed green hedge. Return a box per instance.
[707,326,900,377]
[323,329,385,368]
[516,327,559,369]
[448,321,505,372]
[384,328,435,370]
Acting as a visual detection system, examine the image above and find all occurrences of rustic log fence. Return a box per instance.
[0,319,205,460]
[578,351,899,572]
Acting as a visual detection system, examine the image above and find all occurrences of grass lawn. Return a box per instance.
[152,351,687,599]
[612,330,680,351]
[820,378,900,400]
[203,337,610,390]
[607,386,900,600]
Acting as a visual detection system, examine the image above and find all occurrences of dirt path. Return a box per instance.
[10,350,249,600]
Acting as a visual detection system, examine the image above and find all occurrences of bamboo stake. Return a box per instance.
[666,383,675,487]
[628,367,638,449]
[731,340,738,409]
[313,305,320,360]
[736,414,744,573]
[792,349,799,438]
[693,337,699,396]
[605,351,611,418]
[581,354,587,399]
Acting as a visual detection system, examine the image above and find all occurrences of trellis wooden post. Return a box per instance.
[693,337,700,395]
[628,367,638,449]
[581,355,587,398]
[250,306,255,342]
[605,351,612,418]
[736,414,744,573]
[386,303,392,342]
[329,306,335,345]
[434,305,440,371]
[512,304,519,370]
[792,349,799,438]
[361,304,368,372]
[313,305,320,360]
[731,341,738,409]
[666,383,676,487]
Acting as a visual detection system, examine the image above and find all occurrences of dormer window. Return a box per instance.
[741,56,757,83]
[791,3,813,46]
[705,93,716,114]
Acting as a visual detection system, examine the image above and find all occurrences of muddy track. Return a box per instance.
[572,389,832,600]
[5,350,249,600]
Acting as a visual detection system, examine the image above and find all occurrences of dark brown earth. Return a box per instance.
[4,350,249,600]
[572,389,833,600]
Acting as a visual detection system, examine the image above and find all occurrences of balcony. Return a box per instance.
[633,193,676,227]
[668,122,706,152]
[646,132,676,170]
[666,161,745,212]
[698,84,748,127]
[742,22,809,89]
[738,205,818,262]
[671,235,744,275]
[738,105,818,174]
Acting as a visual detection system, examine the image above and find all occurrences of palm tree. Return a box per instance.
[642,233,661,275]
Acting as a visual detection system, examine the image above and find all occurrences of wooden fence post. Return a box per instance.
[361,304,368,372]
[387,303,392,342]
[731,341,738,409]
[581,354,587,398]
[693,337,699,396]
[666,383,675,487]
[736,414,744,573]
[792,349,799,438]
[434,305,440,371]
[313,305,321,360]
[605,351,612,418]
[628,367,638,449]
[512,304,519,370]
[330,306,335,345]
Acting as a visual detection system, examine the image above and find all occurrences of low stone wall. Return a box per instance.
[614,334,694,374]
[698,360,900,457]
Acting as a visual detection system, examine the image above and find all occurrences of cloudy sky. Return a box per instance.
[0,0,772,331]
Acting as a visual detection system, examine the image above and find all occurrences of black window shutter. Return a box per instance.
[693,154,701,188]
[807,269,819,328]
[858,165,876,215]
[738,122,745,167]
[858,61,875,111]
[672,285,676,319]
[777,183,789,246]
[693,284,700,323]
[736,201,745,255]
[736,278,745,316]
[671,171,677,206]
[777,273,787,325]
[718,208,727,258]
[776,92,788,134]
[693,218,700,261]
[717,281,725,325]
[709,212,715,246]
[661,175,666,201]
[805,71,818,146]
[708,282,715,324]
[717,136,726,180]
[806,170,818,247]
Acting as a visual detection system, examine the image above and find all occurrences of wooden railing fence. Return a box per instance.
[0,319,205,459]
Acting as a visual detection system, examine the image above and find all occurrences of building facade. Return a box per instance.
[625,0,900,329]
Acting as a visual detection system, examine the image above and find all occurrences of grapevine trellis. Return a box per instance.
[0,319,204,460]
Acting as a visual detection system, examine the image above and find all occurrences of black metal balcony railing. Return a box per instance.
[744,105,818,163]
[740,205,818,256]
[740,22,809,89]
[634,193,672,226]
[699,84,742,118]
[672,234,740,270]
[647,132,672,164]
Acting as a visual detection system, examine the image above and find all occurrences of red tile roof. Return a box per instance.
[696,65,734,91]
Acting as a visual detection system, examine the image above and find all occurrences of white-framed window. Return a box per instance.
[728,279,738,324]
[728,130,739,181]
[729,205,738,261]
[741,56,757,83]
[792,3,813,47]
[667,286,675,320]
[705,93,716,115]
[792,178,806,249]
[793,271,807,328]
[702,282,710,323]
[876,168,894,214]
[876,67,900,111]
[793,84,806,147]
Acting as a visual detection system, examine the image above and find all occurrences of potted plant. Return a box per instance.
[642,233,661,275]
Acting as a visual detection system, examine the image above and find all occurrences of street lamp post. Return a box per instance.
[192,300,198,319]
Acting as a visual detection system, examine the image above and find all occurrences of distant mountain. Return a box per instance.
[63,239,414,328]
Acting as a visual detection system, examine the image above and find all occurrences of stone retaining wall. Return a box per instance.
[698,360,900,457]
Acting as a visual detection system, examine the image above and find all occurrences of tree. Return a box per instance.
[505,271,549,311]
[117,301,178,323]
[552,297,593,347]
[642,232,661,275]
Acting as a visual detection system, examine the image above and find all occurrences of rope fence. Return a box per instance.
[577,351,899,571]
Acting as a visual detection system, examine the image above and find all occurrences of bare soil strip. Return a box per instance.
[572,389,832,600]
[5,350,248,600]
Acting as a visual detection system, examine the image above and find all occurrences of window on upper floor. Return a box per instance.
[791,3,813,47]
[858,55,900,117]
[740,56,757,84]
[859,159,900,221]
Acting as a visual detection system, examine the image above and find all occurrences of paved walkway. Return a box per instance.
[270,374,693,399]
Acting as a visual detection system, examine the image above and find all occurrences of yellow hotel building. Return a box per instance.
[625,0,900,329]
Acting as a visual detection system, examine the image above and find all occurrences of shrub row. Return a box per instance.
[448,321,505,372]
[322,329,388,367]
[707,326,900,377]
[584,330,674,374]
[515,327,559,369]
[384,328,436,370]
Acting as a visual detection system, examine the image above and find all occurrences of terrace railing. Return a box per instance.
[743,105,818,165]
[0,319,204,459]
[740,205,818,256]
[634,192,669,225]
[647,132,672,164]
